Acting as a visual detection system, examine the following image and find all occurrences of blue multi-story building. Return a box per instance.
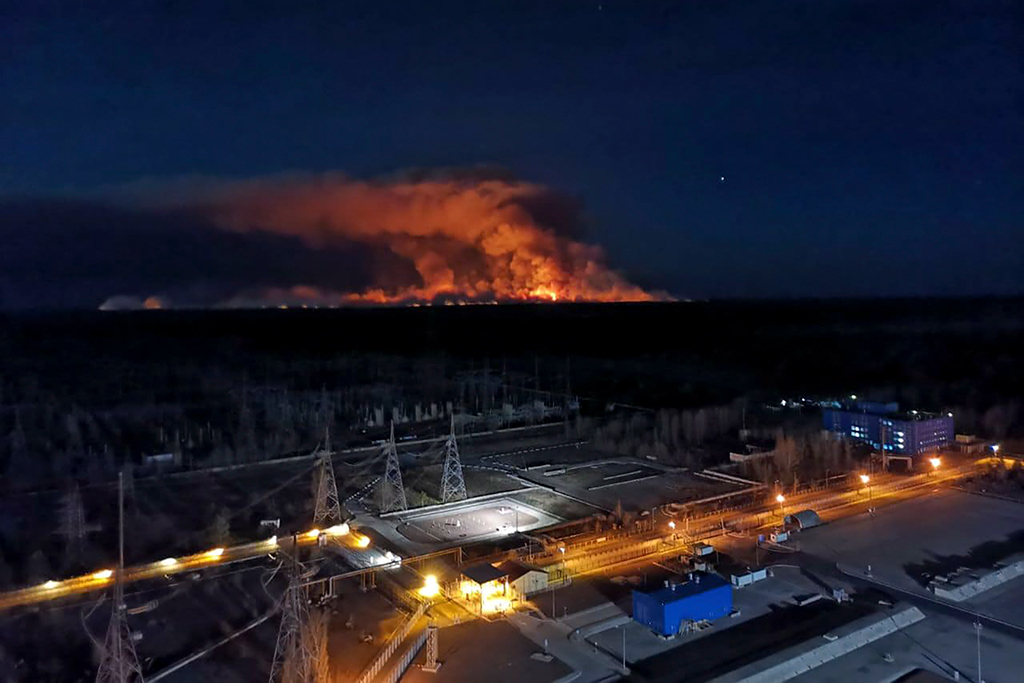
[823,401,953,455]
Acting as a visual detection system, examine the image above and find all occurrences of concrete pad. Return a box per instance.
[401,620,572,683]
[797,489,1024,596]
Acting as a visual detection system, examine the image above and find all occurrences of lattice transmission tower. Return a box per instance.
[440,415,467,503]
[312,428,344,528]
[269,566,330,683]
[95,472,143,683]
[380,423,408,512]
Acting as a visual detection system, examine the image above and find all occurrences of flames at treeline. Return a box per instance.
[181,174,659,307]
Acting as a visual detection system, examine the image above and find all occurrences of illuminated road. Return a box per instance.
[0,524,368,611]
[0,460,980,612]
[532,464,974,577]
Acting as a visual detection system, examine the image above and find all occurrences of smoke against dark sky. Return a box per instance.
[0,1,1021,302]
[0,172,659,309]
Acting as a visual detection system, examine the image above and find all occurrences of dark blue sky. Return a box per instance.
[1,0,1021,303]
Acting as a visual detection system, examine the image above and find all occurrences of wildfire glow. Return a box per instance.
[190,175,662,306]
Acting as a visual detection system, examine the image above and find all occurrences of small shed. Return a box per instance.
[461,563,508,586]
[632,572,732,637]
[782,509,823,532]
[497,560,548,596]
[785,509,822,530]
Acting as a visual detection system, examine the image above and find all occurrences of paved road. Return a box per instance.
[0,525,370,611]
[508,611,625,683]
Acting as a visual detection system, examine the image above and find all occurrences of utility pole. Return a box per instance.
[975,618,984,683]
[621,625,626,671]
[95,472,143,683]
[381,423,408,512]
[440,415,467,503]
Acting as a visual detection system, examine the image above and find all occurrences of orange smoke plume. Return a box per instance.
[192,174,660,306]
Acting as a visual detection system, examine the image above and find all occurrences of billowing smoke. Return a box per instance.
[175,172,659,306]
[0,171,662,309]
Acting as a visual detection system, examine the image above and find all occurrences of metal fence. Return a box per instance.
[354,601,428,683]
[375,628,429,683]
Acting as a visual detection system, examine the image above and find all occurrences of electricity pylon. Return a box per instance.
[312,429,344,528]
[95,472,143,683]
[269,563,330,683]
[381,423,408,512]
[440,415,467,503]
[59,483,86,567]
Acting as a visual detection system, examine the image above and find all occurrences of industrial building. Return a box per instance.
[458,561,549,614]
[632,572,732,637]
[823,401,953,455]
[496,560,549,596]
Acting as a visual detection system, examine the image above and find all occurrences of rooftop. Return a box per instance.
[636,571,730,604]
[462,562,508,584]
[832,406,951,422]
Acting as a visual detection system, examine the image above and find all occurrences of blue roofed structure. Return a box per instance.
[632,571,732,637]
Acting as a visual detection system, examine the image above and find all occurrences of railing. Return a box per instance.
[376,628,429,683]
[354,600,428,683]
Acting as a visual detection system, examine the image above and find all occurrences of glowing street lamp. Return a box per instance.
[776,493,786,520]
[929,457,941,471]
[418,575,440,598]
[859,474,873,507]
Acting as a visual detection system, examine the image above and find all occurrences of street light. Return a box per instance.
[929,457,941,473]
[860,474,873,508]
[776,494,786,521]
[418,575,440,598]
[975,618,984,683]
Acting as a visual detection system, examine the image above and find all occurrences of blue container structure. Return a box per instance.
[631,572,732,637]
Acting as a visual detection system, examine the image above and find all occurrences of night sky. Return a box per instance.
[1,0,1021,308]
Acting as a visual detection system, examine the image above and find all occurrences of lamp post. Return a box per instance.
[621,624,627,671]
[775,493,786,522]
[975,617,984,683]
[860,474,872,509]
[929,457,941,477]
